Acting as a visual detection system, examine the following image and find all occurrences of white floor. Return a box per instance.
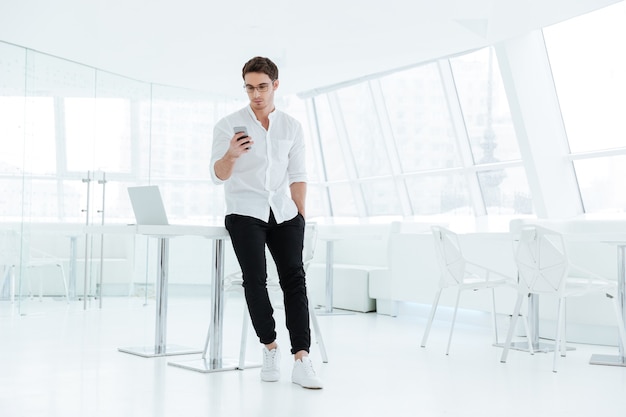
[1,294,625,417]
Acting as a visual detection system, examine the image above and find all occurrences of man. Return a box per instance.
[210,56,323,389]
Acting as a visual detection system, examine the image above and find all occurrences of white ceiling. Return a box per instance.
[0,0,620,98]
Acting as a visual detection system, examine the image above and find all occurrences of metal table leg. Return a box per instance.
[496,293,574,353]
[68,236,77,300]
[169,238,242,372]
[119,237,201,358]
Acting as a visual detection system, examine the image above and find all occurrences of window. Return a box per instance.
[544,1,626,213]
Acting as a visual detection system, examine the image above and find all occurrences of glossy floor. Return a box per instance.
[1,295,625,417]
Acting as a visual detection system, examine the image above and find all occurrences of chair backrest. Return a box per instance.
[431,225,466,287]
[515,225,568,294]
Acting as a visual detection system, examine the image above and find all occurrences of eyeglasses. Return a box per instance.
[244,83,272,94]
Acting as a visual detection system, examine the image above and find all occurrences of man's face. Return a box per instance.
[244,72,279,113]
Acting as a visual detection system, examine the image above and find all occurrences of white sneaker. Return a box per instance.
[292,356,323,389]
[260,346,280,382]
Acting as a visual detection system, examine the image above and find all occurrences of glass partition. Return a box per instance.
[0,42,26,309]
[0,42,26,222]
[0,41,249,314]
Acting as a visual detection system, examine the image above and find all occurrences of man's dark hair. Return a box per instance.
[242,56,279,81]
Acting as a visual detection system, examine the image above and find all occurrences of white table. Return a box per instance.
[550,232,626,366]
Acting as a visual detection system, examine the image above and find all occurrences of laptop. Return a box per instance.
[127,185,169,225]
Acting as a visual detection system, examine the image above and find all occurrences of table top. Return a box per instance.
[85,223,229,238]
[136,224,228,238]
[559,232,626,245]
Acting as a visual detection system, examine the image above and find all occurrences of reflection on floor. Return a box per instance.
[1,294,625,417]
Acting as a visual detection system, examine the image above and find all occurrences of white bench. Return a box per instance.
[307,263,380,312]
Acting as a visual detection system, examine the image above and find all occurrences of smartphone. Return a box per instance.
[233,126,251,149]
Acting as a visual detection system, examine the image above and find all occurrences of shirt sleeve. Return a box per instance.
[287,120,307,184]
[210,119,231,185]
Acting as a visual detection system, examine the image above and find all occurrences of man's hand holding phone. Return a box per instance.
[233,126,252,151]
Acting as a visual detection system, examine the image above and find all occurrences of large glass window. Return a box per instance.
[380,63,461,172]
[335,83,391,178]
[304,45,530,218]
[405,173,471,215]
[451,48,521,164]
[450,48,529,216]
[544,1,626,213]
[574,156,626,214]
[327,183,359,217]
[2,39,538,223]
[313,94,349,182]
[544,2,626,153]
[477,167,533,215]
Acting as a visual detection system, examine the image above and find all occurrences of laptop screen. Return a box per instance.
[127,185,169,225]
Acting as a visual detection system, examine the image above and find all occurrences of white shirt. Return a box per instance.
[210,106,307,224]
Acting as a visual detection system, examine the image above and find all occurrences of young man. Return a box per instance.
[210,56,323,389]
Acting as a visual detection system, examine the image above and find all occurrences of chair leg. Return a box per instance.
[521,311,534,355]
[560,299,567,358]
[445,289,462,355]
[490,287,499,345]
[553,298,566,373]
[201,316,213,360]
[57,263,70,304]
[309,303,328,363]
[421,289,442,348]
[500,293,524,363]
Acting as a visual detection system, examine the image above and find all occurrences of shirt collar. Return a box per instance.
[246,105,278,122]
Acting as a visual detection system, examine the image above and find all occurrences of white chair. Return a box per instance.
[500,224,626,372]
[421,225,525,355]
[225,222,328,367]
[0,229,69,303]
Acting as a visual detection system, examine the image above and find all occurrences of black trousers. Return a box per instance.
[225,211,310,354]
